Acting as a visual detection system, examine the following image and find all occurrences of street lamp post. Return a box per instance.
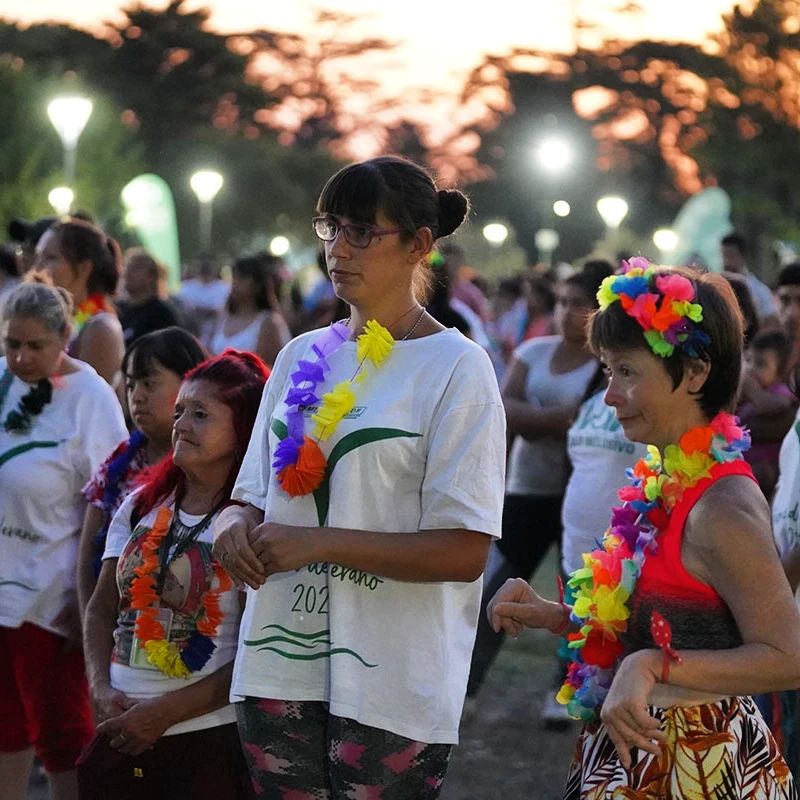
[596,195,629,257]
[47,96,93,186]
[189,170,224,252]
[535,228,560,267]
[48,186,74,216]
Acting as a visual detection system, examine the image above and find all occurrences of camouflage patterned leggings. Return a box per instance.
[236,697,453,799]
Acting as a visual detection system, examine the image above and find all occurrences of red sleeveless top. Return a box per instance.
[624,459,755,654]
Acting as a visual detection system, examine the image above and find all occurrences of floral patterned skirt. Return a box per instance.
[563,696,796,799]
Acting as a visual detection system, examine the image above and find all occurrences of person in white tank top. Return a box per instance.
[210,254,291,366]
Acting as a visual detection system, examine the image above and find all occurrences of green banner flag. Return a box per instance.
[671,187,732,272]
[121,174,181,291]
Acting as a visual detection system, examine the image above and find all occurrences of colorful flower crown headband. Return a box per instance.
[596,257,710,358]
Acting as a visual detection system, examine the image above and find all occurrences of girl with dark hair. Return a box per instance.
[210,254,291,367]
[213,156,506,798]
[77,327,209,617]
[35,217,125,385]
[489,261,800,799]
[79,349,269,800]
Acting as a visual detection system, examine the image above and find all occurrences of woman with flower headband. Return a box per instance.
[35,217,125,386]
[488,261,800,799]
[213,156,506,798]
[79,350,268,799]
[0,280,127,800]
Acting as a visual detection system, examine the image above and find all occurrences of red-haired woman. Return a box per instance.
[79,350,268,799]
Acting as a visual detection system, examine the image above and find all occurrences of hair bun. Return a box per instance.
[436,189,469,239]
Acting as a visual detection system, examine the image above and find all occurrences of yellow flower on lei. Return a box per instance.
[662,443,715,485]
[312,380,356,440]
[145,639,191,678]
[356,320,395,367]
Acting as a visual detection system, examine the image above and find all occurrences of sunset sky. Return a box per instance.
[1,0,738,97]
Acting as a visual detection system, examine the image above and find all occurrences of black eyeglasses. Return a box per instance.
[312,216,405,249]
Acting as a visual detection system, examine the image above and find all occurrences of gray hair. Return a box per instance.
[2,281,74,337]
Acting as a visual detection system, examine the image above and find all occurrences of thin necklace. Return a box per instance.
[347,304,426,342]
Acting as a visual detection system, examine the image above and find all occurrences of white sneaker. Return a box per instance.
[542,695,574,730]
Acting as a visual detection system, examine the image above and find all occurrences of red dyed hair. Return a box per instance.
[134,348,270,518]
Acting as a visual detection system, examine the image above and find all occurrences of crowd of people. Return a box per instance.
[3,154,800,800]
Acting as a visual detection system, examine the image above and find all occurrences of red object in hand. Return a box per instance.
[650,610,684,683]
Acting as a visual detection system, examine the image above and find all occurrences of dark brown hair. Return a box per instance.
[51,217,121,296]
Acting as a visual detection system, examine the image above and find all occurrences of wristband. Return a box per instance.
[550,575,571,635]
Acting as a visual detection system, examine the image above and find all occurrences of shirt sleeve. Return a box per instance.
[418,346,507,536]
[72,376,128,485]
[103,491,138,559]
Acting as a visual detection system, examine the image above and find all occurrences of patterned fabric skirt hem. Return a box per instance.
[563,695,797,799]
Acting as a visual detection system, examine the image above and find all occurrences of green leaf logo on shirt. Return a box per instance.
[271,418,421,525]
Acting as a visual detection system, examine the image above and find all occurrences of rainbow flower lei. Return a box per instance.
[73,292,113,337]
[556,412,750,721]
[130,507,233,678]
[597,258,710,358]
[272,320,397,497]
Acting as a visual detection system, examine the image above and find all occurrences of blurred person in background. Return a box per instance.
[210,254,291,368]
[116,249,184,346]
[35,217,125,386]
[77,327,208,618]
[7,216,57,270]
[721,231,778,326]
[0,244,22,308]
[0,280,127,800]
[467,264,610,716]
[177,256,229,347]
[79,350,267,800]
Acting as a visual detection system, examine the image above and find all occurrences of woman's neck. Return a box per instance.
[145,438,171,465]
[179,464,232,513]
[348,295,421,339]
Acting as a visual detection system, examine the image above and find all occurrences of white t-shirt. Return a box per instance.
[177,278,229,312]
[561,391,648,574]
[0,358,127,635]
[772,407,800,559]
[230,327,506,745]
[505,336,598,496]
[104,492,241,735]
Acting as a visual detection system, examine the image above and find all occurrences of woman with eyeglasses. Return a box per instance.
[212,156,506,798]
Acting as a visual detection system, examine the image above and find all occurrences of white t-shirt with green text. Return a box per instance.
[230,328,506,744]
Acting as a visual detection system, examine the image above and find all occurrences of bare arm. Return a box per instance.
[77,503,107,619]
[501,356,574,440]
[76,314,125,385]
[255,312,287,368]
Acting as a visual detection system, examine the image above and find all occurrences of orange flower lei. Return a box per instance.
[130,507,232,678]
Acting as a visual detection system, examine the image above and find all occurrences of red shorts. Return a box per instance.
[0,623,94,772]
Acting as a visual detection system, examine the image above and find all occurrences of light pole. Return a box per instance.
[482,223,509,247]
[653,228,678,262]
[47,96,93,186]
[189,170,224,252]
[535,228,560,267]
[596,195,629,256]
[48,186,74,216]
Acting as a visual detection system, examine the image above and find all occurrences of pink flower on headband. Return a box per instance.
[624,292,659,328]
[655,274,694,302]
[621,256,651,273]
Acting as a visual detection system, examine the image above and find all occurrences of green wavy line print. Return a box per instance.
[257,624,330,640]
[244,635,331,649]
[0,580,37,590]
[253,645,378,668]
[270,418,420,524]
[0,440,59,469]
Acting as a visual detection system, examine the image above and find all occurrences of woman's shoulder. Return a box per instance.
[513,334,560,361]
[688,471,769,541]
